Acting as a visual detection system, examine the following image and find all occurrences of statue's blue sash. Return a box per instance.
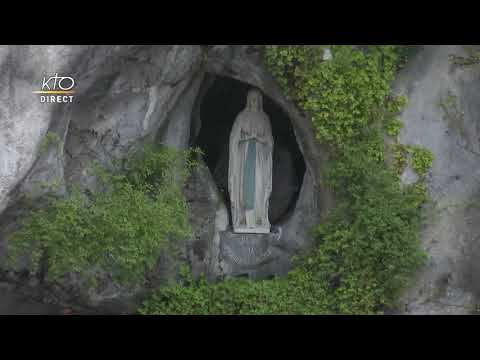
[244,139,256,210]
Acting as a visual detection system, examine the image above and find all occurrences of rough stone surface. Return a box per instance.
[0,45,90,214]
[218,227,289,279]
[0,281,61,315]
[394,45,480,314]
[184,160,228,280]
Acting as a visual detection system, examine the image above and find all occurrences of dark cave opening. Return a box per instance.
[193,75,306,225]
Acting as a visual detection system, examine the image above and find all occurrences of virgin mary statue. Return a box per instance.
[228,88,273,234]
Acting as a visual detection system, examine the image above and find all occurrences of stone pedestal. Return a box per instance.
[218,227,290,279]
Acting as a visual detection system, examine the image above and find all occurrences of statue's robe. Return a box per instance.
[228,95,273,233]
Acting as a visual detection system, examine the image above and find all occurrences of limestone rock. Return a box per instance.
[394,45,480,314]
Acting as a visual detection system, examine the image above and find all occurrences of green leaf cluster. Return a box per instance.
[40,132,63,153]
[386,117,404,137]
[409,146,434,178]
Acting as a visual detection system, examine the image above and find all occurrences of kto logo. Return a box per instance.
[33,73,76,103]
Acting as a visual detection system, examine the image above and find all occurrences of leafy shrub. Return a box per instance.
[139,265,333,315]
[40,132,63,153]
[267,46,394,149]
[8,144,199,286]
[386,117,404,137]
[313,148,428,313]
[393,144,409,175]
[409,146,434,178]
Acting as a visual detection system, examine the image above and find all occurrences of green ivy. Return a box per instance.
[409,146,434,178]
[7,144,200,287]
[393,144,409,175]
[386,117,404,137]
[139,264,334,315]
[266,46,394,149]
[313,148,428,313]
[40,132,63,153]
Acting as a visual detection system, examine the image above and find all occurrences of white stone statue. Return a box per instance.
[228,88,273,234]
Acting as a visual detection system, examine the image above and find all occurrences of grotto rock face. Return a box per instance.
[5,44,480,315]
[0,45,205,208]
[5,45,480,314]
[0,45,331,312]
[394,45,480,314]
